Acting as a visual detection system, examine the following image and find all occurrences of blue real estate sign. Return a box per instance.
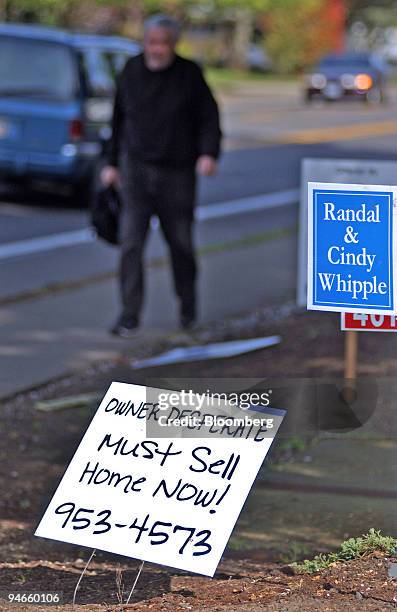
[307,182,397,314]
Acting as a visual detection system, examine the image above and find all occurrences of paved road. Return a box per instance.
[2,81,397,397]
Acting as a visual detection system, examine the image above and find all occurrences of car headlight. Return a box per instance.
[341,73,355,89]
[355,73,373,90]
[309,73,327,89]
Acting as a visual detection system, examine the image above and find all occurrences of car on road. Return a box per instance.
[0,24,141,204]
[304,52,388,104]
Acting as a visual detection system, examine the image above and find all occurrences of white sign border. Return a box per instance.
[34,382,285,578]
[307,181,397,315]
[297,158,397,307]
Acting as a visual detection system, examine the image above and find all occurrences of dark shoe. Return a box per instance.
[110,316,139,338]
[180,313,196,331]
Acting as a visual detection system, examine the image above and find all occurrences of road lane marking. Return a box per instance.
[0,228,95,260]
[0,188,299,261]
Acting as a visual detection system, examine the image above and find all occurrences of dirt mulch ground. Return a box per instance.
[0,553,396,610]
[1,305,397,610]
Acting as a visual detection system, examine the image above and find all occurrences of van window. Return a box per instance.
[80,48,115,97]
[108,51,131,75]
[0,37,78,99]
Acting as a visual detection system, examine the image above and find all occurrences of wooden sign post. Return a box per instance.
[342,330,358,403]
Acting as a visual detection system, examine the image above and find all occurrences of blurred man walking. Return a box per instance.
[101,14,222,336]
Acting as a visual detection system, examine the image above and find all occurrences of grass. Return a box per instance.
[228,535,260,551]
[280,541,313,564]
[292,529,397,574]
[197,225,296,257]
[204,67,298,90]
[276,436,310,453]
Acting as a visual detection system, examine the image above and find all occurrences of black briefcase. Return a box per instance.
[91,184,121,245]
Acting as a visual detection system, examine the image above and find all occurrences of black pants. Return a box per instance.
[118,155,197,322]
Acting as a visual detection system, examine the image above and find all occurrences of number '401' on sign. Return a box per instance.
[341,312,397,332]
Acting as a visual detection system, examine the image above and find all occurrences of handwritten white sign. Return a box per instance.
[35,382,285,576]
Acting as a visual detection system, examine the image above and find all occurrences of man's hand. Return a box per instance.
[196,155,217,177]
[100,165,120,187]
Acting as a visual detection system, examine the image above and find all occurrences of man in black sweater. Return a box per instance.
[101,14,222,336]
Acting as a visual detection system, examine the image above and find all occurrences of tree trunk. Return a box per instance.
[0,0,18,22]
[229,7,253,70]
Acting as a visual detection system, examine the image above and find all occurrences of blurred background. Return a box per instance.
[3,0,397,73]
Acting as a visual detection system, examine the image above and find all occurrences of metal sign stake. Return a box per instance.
[72,548,96,608]
[125,560,145,605]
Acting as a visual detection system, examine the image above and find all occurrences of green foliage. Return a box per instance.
[2,0,54,25]
[346,0,397,25]
[277,436,309,452]
[292,529,397,574]
[214,0,268,10]
[204,67,284,90]
[280,541,312,564]
[3,0,343,73]
[264,0,336,73]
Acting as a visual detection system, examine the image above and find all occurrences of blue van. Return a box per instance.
[0,24,140,202]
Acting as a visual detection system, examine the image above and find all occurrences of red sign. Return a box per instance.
[341,312,397,332]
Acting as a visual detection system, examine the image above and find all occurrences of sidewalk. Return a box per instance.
[0,232,296,399]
